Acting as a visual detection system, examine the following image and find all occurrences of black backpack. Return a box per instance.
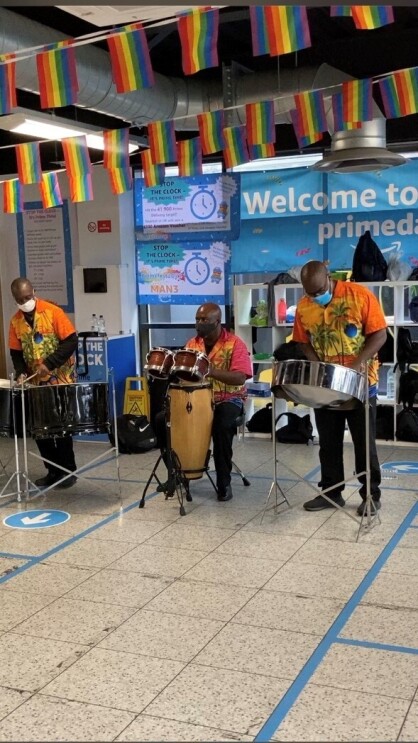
[276,412,314,445]
[352,230,387,282]
[273,340,307,362]
[396,407,418,442]
[398,369,418,408]
[109,414,157,454]
[396,327,418,373]
[246,403,273,434]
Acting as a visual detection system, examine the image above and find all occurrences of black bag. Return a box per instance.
[109,414,157,454]
[273,340,307,362]
[396,327,418,373]
[409,296,418,322]
[351,230,387,282]
[396,407,418,442]
[377,330,394,365]
[246,403,273,434]
[275,412,314,444]
[375,405,394,440]
[398,369,418,408]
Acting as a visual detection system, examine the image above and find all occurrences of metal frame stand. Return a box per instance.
[0,374,38,503]
[263,369,380,539]
[26,370,123,508]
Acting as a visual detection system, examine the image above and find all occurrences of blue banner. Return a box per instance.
[241,168,325,220]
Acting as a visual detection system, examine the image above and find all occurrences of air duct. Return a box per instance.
[312,119,406,172]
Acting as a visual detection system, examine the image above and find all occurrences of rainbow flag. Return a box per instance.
[197,110,225,154]
[108,23,154,94]
[62,136,92,182]
[250,6,270,57]
[39,171,63,209]
[177,7,219,75]
[330,7,352,17]
[246,100,275,145]
[103,128,130,170]
[351,6,394,30]
[69,173,94,203]
[148,120,176,164]
[16,143,42,185]
[266,6,311,57]
[3,179,23,214]
[294,90,327,138]
[249,143,275,160]
[290,108,323,148]
[177,138,202,177]
[379,68,418,118]
[36,45,78,109]
[342,79,373,123]
[108,167,133,195]
[223,126,250,169]
[0,59,17,115]
[141,149,165,187]
[331,93,362,131]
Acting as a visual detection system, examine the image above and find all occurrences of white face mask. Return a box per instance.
[17,298,36,313]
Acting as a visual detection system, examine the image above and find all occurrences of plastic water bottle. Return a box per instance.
[386,367,396,399]
[277,299,287,324]
[97,314,106,335]
[91,313,98,332]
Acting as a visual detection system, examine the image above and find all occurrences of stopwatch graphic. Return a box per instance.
[184,251,210,285]
[190,186,217,220]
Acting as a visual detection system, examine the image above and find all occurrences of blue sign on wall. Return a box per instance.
[3,510,71,529]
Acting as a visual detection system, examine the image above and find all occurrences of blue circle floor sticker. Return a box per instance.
[381,461,418,475]
[3,510,71,529]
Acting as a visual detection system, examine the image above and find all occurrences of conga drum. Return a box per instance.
[167,382,213,479]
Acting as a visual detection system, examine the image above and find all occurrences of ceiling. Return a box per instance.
[1,5,418,177]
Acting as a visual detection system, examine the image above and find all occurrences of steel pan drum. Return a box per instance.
[0,380,25,438]
[28,381,109,438]
[272,360,366,409]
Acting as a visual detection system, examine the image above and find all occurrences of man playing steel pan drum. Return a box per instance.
[155,302,252,501]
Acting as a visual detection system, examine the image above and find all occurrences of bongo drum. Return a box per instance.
[167,382,213,479]
[170,348,210,383]
[144,348,174,379]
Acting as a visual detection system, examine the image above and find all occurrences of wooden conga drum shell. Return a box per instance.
[168,383,213,479]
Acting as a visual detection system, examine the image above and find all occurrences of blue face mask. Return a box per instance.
[312,285,333,306]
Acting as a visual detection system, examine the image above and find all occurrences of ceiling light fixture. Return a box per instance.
[0,111,139,153]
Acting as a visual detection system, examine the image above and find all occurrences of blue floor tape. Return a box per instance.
[335,636,418,656]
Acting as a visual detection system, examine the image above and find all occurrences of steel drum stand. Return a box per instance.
[262,367,380,539]
[25,370,123,508]
[0,374,37,503]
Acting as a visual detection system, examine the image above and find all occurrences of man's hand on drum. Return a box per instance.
[35,362,51,378]
[16,373,27,384]
[348,357,366,373]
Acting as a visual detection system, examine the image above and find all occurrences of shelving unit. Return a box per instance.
[233,280,418,445]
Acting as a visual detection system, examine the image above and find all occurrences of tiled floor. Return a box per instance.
[0,434,417,741]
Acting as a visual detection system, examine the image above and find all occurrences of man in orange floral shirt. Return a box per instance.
[293,261,387,515]
[9,277,78,489]
[156,302,252,501]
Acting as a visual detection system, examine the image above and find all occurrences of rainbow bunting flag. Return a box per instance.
[177,138,202,177]
[351,6,394,30]
[330,7,352,17]
[223,126,250,169]
[197,110,225,154]
[342,79,373,123]
[331,93,362,131]
[3,179,23,214]
[177,7,219,75]
[36,45,78,109]
[39,171,63,209]
[290,108,323,148]
[103,128,130,170]
[148,120,176,164]
[108,167,133,195]
[250,6,270,57]
[249,143,276,160]
[108,23,154,94]
[141,149,165,187]
[0,59,17,115]
[62,136,92,182]
[294,90,327,138]
[16,142,42,186]
[69,174,94,203]
[379,68,418,118]
[266,6,311,57]
[246,100,275,145]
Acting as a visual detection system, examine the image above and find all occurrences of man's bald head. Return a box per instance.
[300,261,329,296]
[11,278,34,304]
[196,302,222,323]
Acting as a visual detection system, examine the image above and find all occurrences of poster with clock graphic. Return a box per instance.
[134,173,240,242]
[136,240,231,304]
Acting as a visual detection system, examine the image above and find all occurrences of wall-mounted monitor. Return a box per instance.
[83,267,107,293]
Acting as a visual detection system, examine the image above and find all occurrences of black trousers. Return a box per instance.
[36,436,77,477]
[155,401,242,490]
[314,396,381,501]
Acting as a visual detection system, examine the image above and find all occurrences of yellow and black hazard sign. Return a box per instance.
[123,377,149,418]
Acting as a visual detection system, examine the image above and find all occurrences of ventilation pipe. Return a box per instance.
[0,7,406,171]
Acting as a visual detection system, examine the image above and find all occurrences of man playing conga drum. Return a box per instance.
[9,277,78,489]
[156,302,252,501]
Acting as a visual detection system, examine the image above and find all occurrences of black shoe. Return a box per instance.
[217,485,233,502]
[357,499,381,516]
[56,475,77,489]
[303,494,345,511]
[35,473,60,488]
[157,478,175,496]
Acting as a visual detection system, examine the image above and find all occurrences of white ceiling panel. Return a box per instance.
[56,5,197,28]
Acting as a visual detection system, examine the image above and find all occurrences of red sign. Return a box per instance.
[97,220,112,233]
